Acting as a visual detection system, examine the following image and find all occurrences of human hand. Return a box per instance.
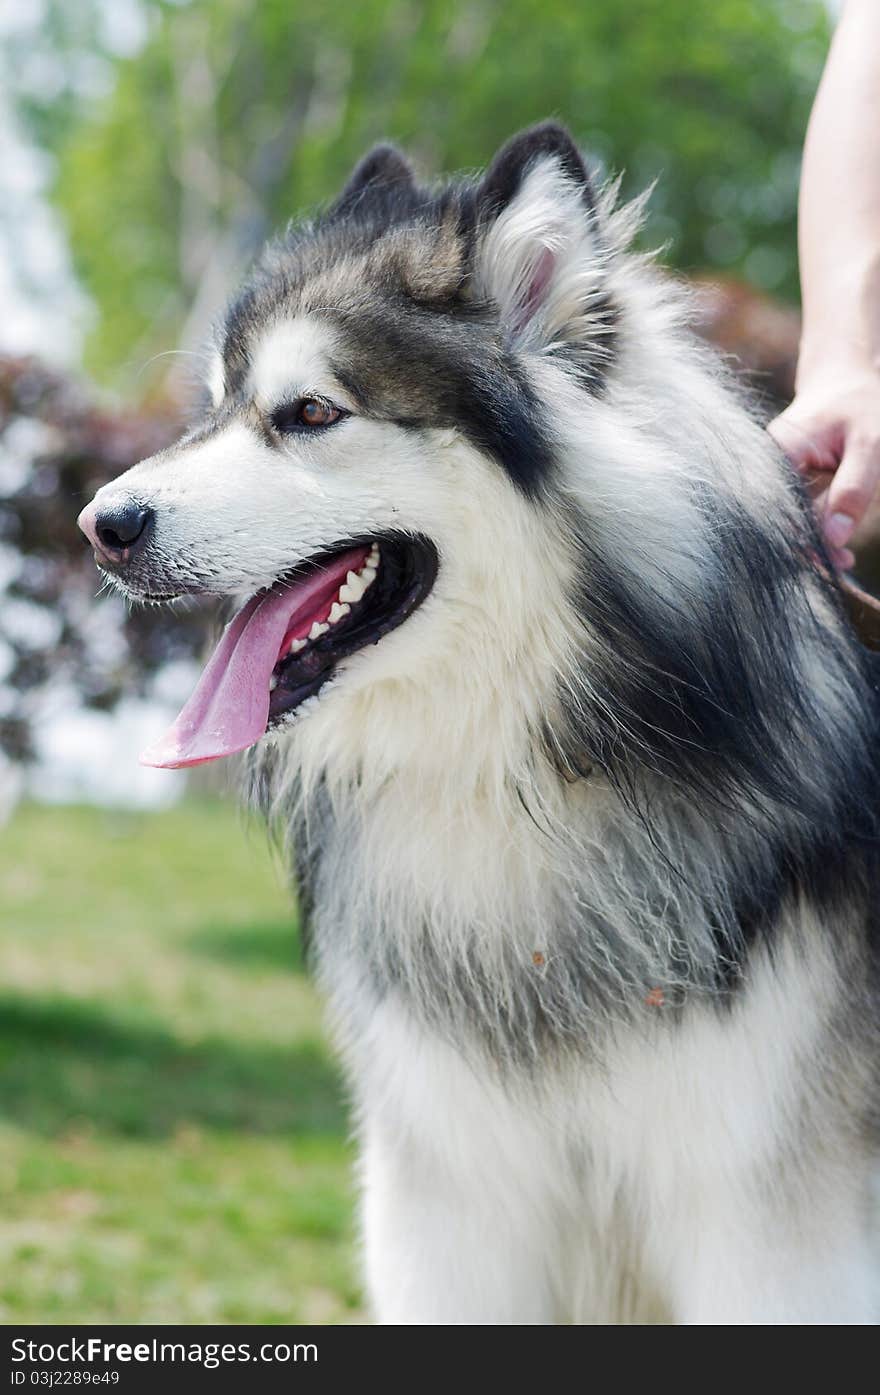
[768,364,880,572]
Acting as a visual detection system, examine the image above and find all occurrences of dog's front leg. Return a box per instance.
[667,1166,879,1325]
[360,1125,559,1325]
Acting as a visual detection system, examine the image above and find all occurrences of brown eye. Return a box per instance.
[271,397,345,434]
[301,398,338,427]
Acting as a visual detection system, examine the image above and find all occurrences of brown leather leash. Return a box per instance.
[838,575,880,651]
[839,575,880,651]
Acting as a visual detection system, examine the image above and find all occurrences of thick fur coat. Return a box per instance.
[82,124,880,1323]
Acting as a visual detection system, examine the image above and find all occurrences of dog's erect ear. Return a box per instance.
[474,122,606,353]
[329,143,417,219]
[479,122,598,222]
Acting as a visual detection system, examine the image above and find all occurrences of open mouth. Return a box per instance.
[140,533,438,768]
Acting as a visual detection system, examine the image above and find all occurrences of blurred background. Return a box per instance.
[0,0,861,1323]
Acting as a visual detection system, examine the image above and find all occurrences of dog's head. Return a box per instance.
[79,123,617,768]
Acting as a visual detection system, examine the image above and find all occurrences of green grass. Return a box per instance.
[0,800,361,1324]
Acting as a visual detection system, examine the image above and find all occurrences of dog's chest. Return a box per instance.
[343,941,830,1290]
[302,792,608,1055]
[300,784,732,1057]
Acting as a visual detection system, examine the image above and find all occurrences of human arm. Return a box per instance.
[768,0,880,571]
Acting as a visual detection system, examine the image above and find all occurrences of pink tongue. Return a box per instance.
[140,548,367,769]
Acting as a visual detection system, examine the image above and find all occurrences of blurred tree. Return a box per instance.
[0,354,202,766]
[33,0,829,394]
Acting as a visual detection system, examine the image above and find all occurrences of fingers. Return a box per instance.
[810,483,854,568]
[767,381,880,572]
[829,541,856,572]
[801,467,832,505]
[767,409,839,474]
[767,412,808,468]
[823,430,880,554]
[767,409,862,571]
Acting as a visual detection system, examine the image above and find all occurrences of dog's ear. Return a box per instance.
[474,122,606,353]
[329,143,417,219]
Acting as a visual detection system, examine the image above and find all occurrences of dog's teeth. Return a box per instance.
[289,638,306,654]
[340,570,367,603]
[269,675,278,691]
[309,621,329,640]
[328,601,350,624]
[361,566,376,584]
[367,543,380,567]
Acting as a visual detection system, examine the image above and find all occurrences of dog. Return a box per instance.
[79,122,880,1324]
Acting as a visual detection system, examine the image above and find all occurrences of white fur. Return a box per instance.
[205,348,225,408]
[476,161,607,353]
[250,319,358,415]
[357,930,878,1324]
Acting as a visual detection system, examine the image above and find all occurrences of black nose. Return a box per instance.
[94,503,153,559]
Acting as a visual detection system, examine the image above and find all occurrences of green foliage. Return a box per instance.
[47,0,830,389]
[0,801,359,1323]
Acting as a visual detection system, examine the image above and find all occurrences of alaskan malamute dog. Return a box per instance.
[79,123,880,1324]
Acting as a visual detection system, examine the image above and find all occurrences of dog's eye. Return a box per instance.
[271,397,345,434]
